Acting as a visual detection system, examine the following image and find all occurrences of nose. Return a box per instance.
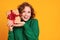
[25,12,28,16]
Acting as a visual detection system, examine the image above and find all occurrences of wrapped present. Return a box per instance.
[7,10,21,24]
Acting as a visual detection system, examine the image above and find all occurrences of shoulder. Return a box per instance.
[31,18,38,22]
[26,18,38,24]
[30,18,38,23]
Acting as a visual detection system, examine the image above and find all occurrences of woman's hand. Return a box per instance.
[7,20,14,31]
[8,26,13,31]
[13,22,25,27]
[7,9,25,31]
[7,19,13,27]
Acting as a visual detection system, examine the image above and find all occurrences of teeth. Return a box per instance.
[24,16,28,19]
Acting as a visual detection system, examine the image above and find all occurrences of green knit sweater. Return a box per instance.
[8,19,39,40]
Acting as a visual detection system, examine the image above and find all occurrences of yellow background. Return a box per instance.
[0,0,60,40]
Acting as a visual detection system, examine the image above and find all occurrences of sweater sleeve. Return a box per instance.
[23,19,39,40]
[8,31,14,40]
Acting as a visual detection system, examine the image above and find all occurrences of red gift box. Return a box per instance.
[7,10,20,24]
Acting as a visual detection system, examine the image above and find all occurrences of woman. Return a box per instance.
[8,2,39,40]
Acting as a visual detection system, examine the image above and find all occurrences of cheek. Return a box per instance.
[21,13,25,20]
[27,12,31,17]
[28,14,31,18]
[21,13,25,17]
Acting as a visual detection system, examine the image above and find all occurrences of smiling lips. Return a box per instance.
[24,16,29,19]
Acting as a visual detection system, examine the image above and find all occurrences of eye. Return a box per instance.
[28,11,31,13]
[22,11,25,13]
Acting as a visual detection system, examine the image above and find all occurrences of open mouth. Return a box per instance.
[24,16,28,19]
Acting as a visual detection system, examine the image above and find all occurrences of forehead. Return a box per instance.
[23,6,31,11]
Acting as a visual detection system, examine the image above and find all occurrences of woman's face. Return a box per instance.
[21,6,31,21]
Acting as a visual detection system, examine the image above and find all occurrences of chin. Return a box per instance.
[24,19,28,21]
[23,19,29,21]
